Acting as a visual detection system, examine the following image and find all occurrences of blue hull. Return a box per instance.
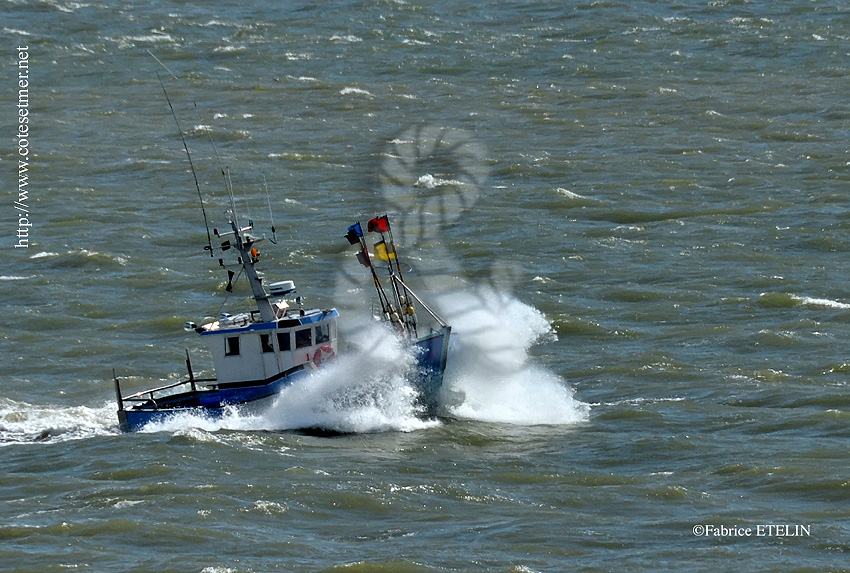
[117,366,309,432]
[411,326,451,416]
[117,328,452,431]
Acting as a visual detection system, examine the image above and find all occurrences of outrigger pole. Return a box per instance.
[346,222,395,321]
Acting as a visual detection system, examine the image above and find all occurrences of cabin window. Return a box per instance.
[315,323,330,344]
[295,328,312,349]
[225,336,240,356]
[261,333,274,353]
[277,332,291,352]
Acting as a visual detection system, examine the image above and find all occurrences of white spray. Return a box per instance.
[436,287,589,425]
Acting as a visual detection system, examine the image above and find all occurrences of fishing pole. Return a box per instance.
[157,72,215,257]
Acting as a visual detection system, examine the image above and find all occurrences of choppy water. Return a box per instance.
[4,0,850,570]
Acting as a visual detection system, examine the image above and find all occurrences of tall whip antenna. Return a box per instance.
[157,72,214,257]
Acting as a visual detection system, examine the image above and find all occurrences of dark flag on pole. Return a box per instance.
[356,249,371,267]
[345,222,364,245]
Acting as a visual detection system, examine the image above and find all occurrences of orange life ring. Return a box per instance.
[313,344,336,367]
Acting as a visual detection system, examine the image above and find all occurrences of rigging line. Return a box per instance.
[215,266,244,318]
[263,172,277,243]
[190,101,245,235]
[188,101,239,233]
[157,73,214,257]
[225,167,240,230]
[358,235,393,320]
[192,101,229,194]
[242,177,253,224]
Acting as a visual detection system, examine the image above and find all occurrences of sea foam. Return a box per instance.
[435,287,590,426]
[142,321,435,435]
[0,398,117,446]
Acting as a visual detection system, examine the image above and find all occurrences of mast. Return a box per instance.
[216,216,277,322]
[151,61,281,326]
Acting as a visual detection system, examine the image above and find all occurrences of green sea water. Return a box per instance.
[3,1,850,570]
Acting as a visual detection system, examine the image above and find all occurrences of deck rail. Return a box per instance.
[114,374,217,411]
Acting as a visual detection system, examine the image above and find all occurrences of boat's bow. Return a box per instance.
[344,215,451,416]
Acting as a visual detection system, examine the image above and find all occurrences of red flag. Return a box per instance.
[367,215,390,233]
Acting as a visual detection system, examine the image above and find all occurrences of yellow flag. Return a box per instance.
[373,240,396,261]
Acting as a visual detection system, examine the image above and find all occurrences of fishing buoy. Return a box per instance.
[313,344,336,367]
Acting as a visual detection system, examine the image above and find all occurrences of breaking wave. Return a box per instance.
[0,398,118,446]
[436,287,590,426]
[758,292,850,310]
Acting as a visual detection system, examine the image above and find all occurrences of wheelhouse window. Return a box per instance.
[315,323,330,344]
[225,336,240,356]
[261,333,274,353]
[277,331,291,352]
[295,328,312,349]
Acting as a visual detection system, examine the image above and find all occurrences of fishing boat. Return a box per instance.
[344,215,451,416]
[114,212,449,431]
[114,75,447,431]
[114,79,339,432]
[114,211,340,432]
